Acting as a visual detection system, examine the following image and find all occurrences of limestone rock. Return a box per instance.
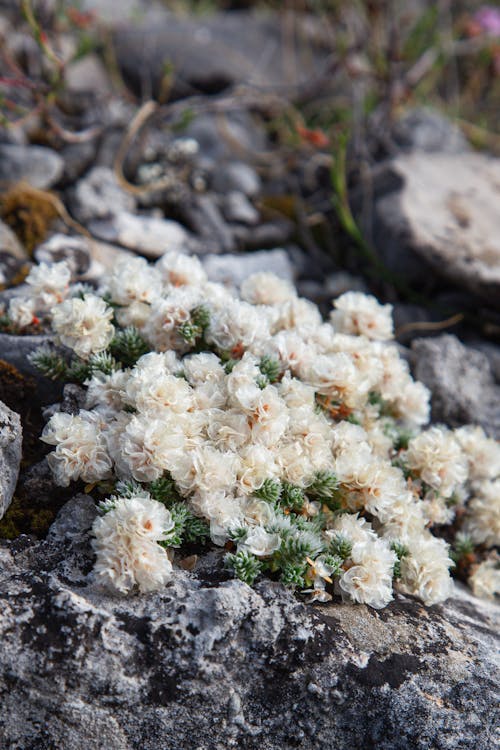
[0,143,64,189]
[69,166,136,224]
[0,399,21,519]
[412,334,500,438]
[0,496,497,749]
[373,152,500,302]
[88,212,190,258]
[203,248,295,287]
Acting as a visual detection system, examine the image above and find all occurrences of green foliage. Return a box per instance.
[227,525,249,543]
[149,474,182,505]
[225,549,263,585]
[109,326,149,367]
[391,541,409,579]
[279,561,308,588]
[178,305,210,346]
[254,478,282,505]
[328,533,352,561]
[114,479,143,498]
[321,554,344,577]
[451,533,475,564]
[306,471,339,504]
[280,482,305,512]
[259,355,281,384]
[67,351,120,383]
[28,344,68,380]
[162,502,209,547]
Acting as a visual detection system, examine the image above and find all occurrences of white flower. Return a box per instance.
[156,251,207,287]
[85,370,129,412]
[8,296,36,328]
[125,370,193,415]
[463,479,500,548]
[237,444,278,495]
[398,535,454,606]
[468,557,500,601]
[105,256,162,306]
[454,425,500,481]
[330,292,393,340]
[51,294,114,359]
[338,538,396,609]
[26,260,71,309]
[113,414,185,482]
[207,300,270,353]
[239,526,281,557]
[240,272,296,305]
[92,494,174,594]
[405,426,468,499]
[41,411,112,486]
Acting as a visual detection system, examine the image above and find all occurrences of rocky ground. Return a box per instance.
[0,1,499,748]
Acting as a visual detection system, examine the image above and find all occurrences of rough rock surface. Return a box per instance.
[0,496,498,750]
[0,143,64,190]
[412,334,500,438]
[0,399,21,519]
[372,152,500,301]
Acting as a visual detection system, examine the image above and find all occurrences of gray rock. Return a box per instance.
[0,143,64,189]
[372,152,500,301]
[0,400,21,519]
[212,162,261,198]
[0,334,63,406]
[47,494,98,545]
[183,194,234,254]
[412,334,500,438]
[0,218,26,261]
[0,516,498,750]
[203,248,295,287]
[34,234,92,277]
[88,212,190,258]
[392,108,470,154]
[186,112,267,163]
[113,12,330,101]
[222,191,259,225]
[70,166,136,224]
[467,340,500,383]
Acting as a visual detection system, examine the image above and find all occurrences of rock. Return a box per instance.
[232,220,294,251]
[392,108,470,154]
[222,191,260,226]
[372,152,500,302]
[412,334,500,438]
[47,494,98,545]
[34,234,92,277]
[0,400,21,519]
[59,139,98,185]
[0,513,498,750]
[212,162,261,198]
[69,166,136,224]
[113,12,330,101]
[88,212,190,258]
[182,194,234,254]
[64,53,112,96]
[185,112,268,164]
[0,334,63,406]
[0,218,27,261]
[203,248,294,287]
[467,340,500,383]
[0,143,64,189]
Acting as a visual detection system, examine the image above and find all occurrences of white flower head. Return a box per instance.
[331,292,394,340]
[92,494,174,594]
[51,294,114,359]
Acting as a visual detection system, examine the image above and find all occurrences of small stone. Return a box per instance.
[212,161,261,197]
[69,166,136,223]
[203,248,294,287]
[183,194,234,253]
[392,108,470,154]
[47,495,98,544]
[0,143,64,189]
[34,234,91,277]
[0,400,22,520]
[88,212,190,258]
[412,334,500,438]
[222,191,259,225]
[372,151,500,302]
[0,219,27,261]
[0,334,63,406]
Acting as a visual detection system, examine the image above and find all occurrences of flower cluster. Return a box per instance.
[25,252,499,606]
